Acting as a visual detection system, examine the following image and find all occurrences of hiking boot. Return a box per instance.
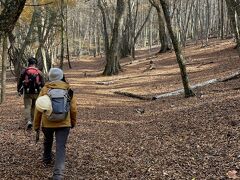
[43,155,53,166]
[52,175,64,180]
[43,159,53,168]
[43,159,52,165]
[27,121,32,130]
[48,176,63,180]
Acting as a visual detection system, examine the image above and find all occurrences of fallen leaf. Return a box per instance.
[227,170,239,179]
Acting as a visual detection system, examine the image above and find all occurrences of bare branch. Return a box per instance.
[25,2,53,6]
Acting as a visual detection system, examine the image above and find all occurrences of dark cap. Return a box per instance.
[28,57,37,66]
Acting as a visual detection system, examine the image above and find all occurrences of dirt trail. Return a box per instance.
[1,39,240,179]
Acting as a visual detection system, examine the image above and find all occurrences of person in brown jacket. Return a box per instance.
[34,68,77,180]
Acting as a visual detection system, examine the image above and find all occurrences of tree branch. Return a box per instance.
[25,2,53,6]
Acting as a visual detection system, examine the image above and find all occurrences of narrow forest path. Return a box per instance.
[1,39,240,179]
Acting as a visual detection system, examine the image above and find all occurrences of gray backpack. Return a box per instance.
[47,88,71,121]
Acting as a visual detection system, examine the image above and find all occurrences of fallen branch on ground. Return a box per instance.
[25,2,53,6]
[197,61,214,68]
[186,61,214,67]
[114,91,151,100]
[96,81,115,85]
[146,55,158,60]
[153,79,218,100]
[114,70,240,100]
[212,86,240,92]
[122,60,140,66]
[218,70,240,82]
[233,87,240,90]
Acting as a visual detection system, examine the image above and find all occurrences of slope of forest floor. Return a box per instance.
[1,39,240,179]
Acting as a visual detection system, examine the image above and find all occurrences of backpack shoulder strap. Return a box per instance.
[68,89,73,100]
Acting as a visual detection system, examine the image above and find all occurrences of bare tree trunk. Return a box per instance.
[8,7,36,77]
[66,1,72,69]
[60,0,65,69]
[98,0,126,76]
[205,0,210,46]
[133,5,153,59]
[193,0,199,44]
[98,0,110,61]
[149,0,170,53]
[148,11,153,52]
[41,47,48,74]
[0,0,26,37]
[182,0,195,47]
[156,6,170,53]
[0,0,26,79]
[159,0,195,98]
[103,0,126,75]
[96,20,101,56]
[0,34,7,103]
[225,0,240,56]
[221,0,225,39]
[128,0,135,58]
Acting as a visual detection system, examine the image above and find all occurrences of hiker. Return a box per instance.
[17,57,44,129]
[34,68,77,180]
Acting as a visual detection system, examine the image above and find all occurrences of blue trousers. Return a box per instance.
[42,127,70,180]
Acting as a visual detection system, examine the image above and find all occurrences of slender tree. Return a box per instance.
[225,0,240,56]
[65,0,72,68]
[159,0,195,97]
[60,0,65,69]
[0,33,7,103]
[149,0,170,53]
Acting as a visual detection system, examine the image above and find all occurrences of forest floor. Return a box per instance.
[1,39,240,179]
